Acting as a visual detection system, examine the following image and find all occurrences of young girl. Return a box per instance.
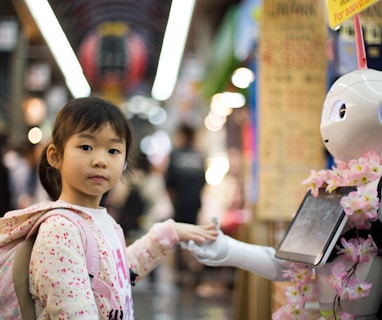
[0,97,218,319]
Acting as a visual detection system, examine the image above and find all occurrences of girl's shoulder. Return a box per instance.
[3,200,91,219]
[0,201,94,246]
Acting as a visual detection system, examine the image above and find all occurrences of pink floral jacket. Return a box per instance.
[0,200,179,319]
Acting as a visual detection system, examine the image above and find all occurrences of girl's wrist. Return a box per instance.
[150,219,180,248]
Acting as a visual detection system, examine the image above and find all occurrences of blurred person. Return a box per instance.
[3,143,30,209]
[165,124,205,225]
[165,123,206,286]
[139,153,174,226]
[4,141,49,209]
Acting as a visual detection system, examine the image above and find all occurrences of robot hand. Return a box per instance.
[181,218,288,281]
[180,230,229,266]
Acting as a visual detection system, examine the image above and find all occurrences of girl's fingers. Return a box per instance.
[194,227,218,241]
[176,222,218,242]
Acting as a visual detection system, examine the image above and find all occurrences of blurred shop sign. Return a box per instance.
[257,0,327,220]
[0,18,18,51]
[326,0,379,29]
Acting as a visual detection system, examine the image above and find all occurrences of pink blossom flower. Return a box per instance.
[290,307,309,320]
[334,158,350,171]
[346,278,372,300]
[282,263,313,284]
[299,282,317,302]
[272,305,309,320]
[302,170,326,196]
[336,238,358,262]
[328,262,347,291]
[337,236,377,263]
[347,159,366,185]
[294,269,313,284]
[340,191,364,216]
[367,152,382,180]
[340,186,379,229]
[357,186,379,212]
[338,152,377,185]
[272,305,293,320]
[285,285,305,305]
[357,235,378,263]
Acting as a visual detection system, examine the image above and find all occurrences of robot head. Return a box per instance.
[320,68,382,162]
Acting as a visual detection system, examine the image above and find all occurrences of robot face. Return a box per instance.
[320,69,382,162]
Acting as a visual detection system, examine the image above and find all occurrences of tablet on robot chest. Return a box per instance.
[275,186,356,267]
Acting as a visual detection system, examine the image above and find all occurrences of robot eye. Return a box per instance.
[329,100,346,121]
[339,103,346,118]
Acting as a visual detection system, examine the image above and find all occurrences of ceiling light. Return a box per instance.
[24,0,91,98]
[151,0,195,101]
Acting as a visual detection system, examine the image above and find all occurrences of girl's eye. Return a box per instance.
[80,145,92,151]
[109,149,120,155]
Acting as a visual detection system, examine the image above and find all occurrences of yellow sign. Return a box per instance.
[326,0,379,28]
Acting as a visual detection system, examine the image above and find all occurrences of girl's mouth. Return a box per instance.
[90,176,107,183]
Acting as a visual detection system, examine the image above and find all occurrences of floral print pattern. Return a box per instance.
[0,200,179,319]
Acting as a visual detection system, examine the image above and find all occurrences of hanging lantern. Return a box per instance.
[79,22,147,95]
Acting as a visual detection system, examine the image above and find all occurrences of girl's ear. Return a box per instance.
[46,144,61,169]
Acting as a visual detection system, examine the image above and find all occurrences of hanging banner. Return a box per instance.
[326,0,379,29]
[256,0,327,220]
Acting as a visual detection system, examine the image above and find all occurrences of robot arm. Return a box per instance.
[181,231,288,281]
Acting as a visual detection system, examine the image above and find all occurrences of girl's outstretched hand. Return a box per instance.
[174,222,218,244]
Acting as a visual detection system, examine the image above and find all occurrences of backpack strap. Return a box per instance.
[14,209,121,319]
[13,236,37,320]
[26,210,100,277]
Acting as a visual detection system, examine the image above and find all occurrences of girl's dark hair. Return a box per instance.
[39,97,133,200]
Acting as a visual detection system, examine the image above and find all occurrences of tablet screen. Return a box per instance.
[275,186,356,266]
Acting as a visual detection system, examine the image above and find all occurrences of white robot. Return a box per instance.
[183,68,382,318]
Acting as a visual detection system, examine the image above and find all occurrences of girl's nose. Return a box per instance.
[92,153,107,167]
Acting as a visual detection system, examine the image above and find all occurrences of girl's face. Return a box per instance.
[48,124,126,208]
